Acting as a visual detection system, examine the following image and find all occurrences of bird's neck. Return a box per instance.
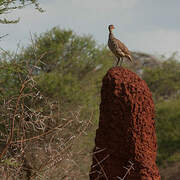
[109,31,114,38]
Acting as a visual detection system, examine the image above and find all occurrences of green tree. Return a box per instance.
[20,27,110,73]
[19,27,113,105]
[142,59,180,101]
[0,27,110,179]
[156,97,180,165]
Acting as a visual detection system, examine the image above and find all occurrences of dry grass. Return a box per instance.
[160,162,180,180]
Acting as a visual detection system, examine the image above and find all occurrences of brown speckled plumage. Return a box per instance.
[108,24,132,66]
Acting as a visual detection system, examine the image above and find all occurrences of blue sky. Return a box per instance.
[1,0,180,56]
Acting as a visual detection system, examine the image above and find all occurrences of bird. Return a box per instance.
[108,24,132,66]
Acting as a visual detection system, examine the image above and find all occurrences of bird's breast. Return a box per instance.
[108,39,122,57]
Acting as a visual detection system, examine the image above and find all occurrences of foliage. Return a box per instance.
[156,97,180,165]
[0,60,27,100]
[19,27,113,107]
[0,58,95,179]
[142,59,180,101]
[0,27,110,179]
[20,27,112,73]
[0,0,43,24]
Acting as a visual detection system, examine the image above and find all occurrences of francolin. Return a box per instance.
[108,24,132,66]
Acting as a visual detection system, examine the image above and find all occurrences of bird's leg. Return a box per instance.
[120,57,123,66]
[113,57,117,67]
[116,58,120,66]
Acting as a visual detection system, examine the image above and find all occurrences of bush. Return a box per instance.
[142,59,180,101]
[156,97,180,165]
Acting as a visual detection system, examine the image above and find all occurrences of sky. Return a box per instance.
[1,0,180,57]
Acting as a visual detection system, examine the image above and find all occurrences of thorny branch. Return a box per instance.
[0,79,29,159]
[117,161,134,180]
[0,43,94,179]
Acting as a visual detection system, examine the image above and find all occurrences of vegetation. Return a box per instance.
[156,97,180,166]
[142,57,180,101]
[0,26,180,179]
[0,0,43,24]
[0,27,113,179]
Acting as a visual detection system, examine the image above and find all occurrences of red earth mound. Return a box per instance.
[90,67,160,180]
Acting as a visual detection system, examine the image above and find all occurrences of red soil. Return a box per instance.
[89,67,160,180]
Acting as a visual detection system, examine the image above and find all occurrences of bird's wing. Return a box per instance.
[114,38,131,55]
[110,39,125,56]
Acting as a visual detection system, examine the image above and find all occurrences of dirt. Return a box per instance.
[89,67,160,180]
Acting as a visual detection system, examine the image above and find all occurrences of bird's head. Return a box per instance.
[108,24,115,32]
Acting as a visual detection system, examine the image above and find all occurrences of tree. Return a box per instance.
[156,97,180,165]
[0,27,107,179]
[0,0,43,24]
[21,27,102,73]
[18,27,113,105]
[0,57,95,179]
[142,59,180,101]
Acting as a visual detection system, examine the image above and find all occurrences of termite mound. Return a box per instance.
[90,67,160,180]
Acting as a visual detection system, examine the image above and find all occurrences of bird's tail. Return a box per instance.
[126,55,133,62]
